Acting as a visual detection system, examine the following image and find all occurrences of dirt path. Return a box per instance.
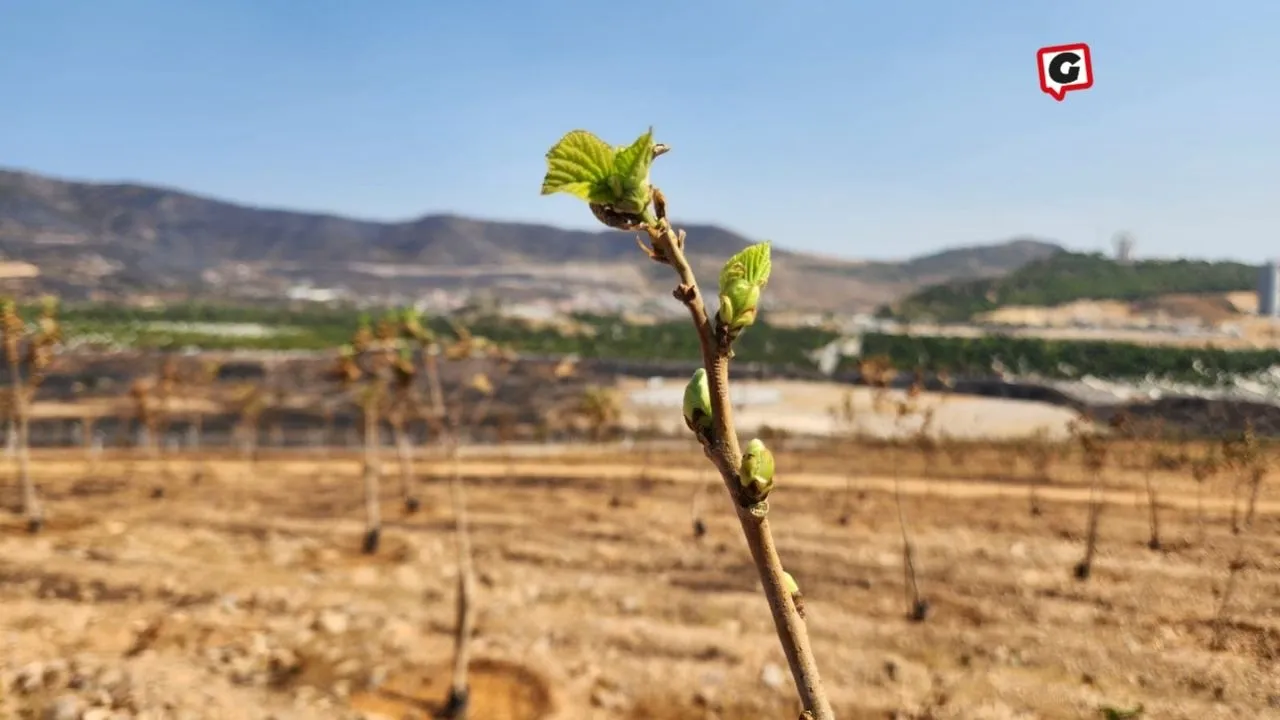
[426,460,1280,515]
[27,448,1274,515]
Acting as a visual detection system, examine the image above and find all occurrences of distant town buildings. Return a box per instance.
[285,284,342,303]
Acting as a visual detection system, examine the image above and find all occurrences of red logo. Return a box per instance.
[1037,43,1093,101]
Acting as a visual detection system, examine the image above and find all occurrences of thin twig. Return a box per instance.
[645,188,833,719]
[414,328,516,720]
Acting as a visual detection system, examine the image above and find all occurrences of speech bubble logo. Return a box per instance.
[1037,43,1093,101]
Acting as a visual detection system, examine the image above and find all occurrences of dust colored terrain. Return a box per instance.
[2,438,1278,719]
[974,291,1280,349]
[617,381,1083,440]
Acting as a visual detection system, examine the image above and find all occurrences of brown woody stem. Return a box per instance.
[646,188,833,719]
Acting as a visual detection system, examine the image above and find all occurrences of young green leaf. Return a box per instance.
[608,128,655,214]
[718,242,773,331]
[612,128,654,185]
[540,130,616,202]
[719,241,773,290]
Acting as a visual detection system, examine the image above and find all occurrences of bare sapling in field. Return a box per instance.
[894,389,929,623]
[266,380,289,450]
[1136,418,1168,550]
[313,395,340,483]
[846,356,897,525]
[941,432,968,474]
[2,393,13,459]
[231,383,267,469]
[1240,434,1267,533]
[401,309,472,716]
[1188,446,1220,544]
[935,368,953,394]
[1071,418,1108,581]
[329,315,394,554]
[386,343,423,514]
[79,409,99,472]
[575,385,625,506]
[1209,544,1249,652]
[542,128,833,718]
[827,388,859,525]
[1220,422,1264,536]
[578,386,620,445]
[1209,428,1259,651]
[155,355,181,486]
[128,357,178,482]
[929,367,955,484]
[636,391,660,476]
[913,405,939,483]
[400,309,518,719]
[1208,462,1258,653]
[188,359,222,484]
[1110,411,1165,549]
[1203,431,1267,655]
[858,355,897,417]
[2,296,61,533]
[1023,429,1060,518]
[497,409,521,478]
[127,378,159,490]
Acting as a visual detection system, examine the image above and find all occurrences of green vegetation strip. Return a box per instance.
[40,302,1280,384]
[859,333,1280,384]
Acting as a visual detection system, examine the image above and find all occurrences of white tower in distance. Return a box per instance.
[1112,231,1135,265]
[1258,260,1280,318]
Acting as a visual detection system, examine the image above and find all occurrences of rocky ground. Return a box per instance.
[1,444,1279,719]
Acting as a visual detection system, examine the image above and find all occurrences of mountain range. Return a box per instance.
[0,167,1062,312]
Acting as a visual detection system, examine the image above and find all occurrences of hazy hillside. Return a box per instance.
[890,252,1260,322]
[0,168,1060,311]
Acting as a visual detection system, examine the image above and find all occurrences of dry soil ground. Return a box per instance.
[1,443,1279,720]
[615,382,1083,441]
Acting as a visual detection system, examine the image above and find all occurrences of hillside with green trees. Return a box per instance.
[888,252,1259,323]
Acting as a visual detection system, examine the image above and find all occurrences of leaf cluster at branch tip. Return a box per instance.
[540,129,658,216]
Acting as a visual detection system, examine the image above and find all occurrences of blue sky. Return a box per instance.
[2,1,1277,261]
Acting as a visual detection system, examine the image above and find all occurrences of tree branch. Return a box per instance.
[645,188,833,719]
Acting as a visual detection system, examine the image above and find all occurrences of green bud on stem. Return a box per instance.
[739,438,776,499]
[717,279,761,331]
[782,571,800,595]
[716,242,772,335]
[682,368,714,436]
[782,571,806,618]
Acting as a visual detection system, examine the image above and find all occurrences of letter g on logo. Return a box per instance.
[1048,52,1081,85]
